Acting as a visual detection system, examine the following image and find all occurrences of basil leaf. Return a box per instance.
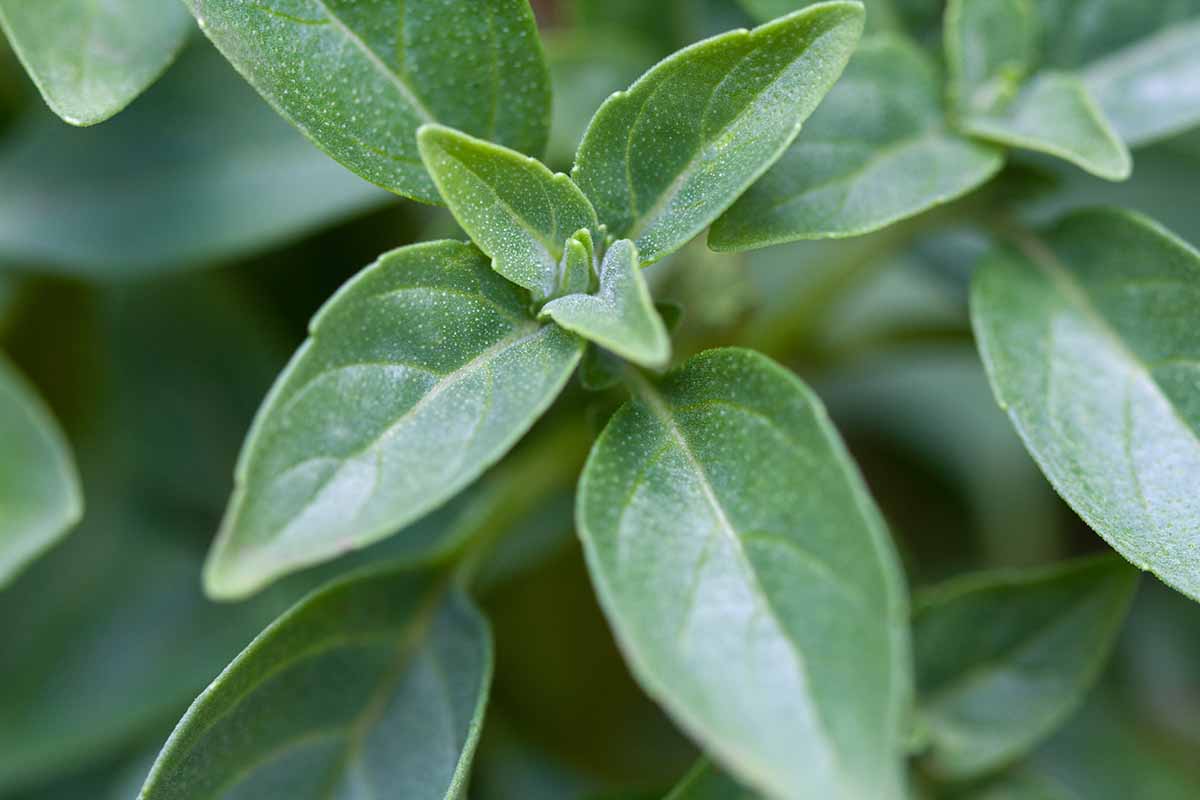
[914,556,1138,780]
[417,124,600,299]
[0,0,190,125]
[971,209,1200,601]
[140,567,491,800]
[577,348,910,799]
[207,241,583,599]
[710,34,1003,249]
[0,355,81,586]
[572,2,863,265]
[665,761,760,799]
[541,239,671,369]
[185,0,550,203]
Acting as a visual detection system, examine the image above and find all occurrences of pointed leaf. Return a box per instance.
[0,355,81,587]
[571,2,864,265]
[914,556,1138,780]
[140,567,491,800]
[971,209,1200,601]
[184,0,550,203]
[418,124,600,298]
[0,0,190,125]
[738,0,909,32]
[577,348,910,799]
[665,761,761,799]
[207,241,583,599]
[541,240,670,369]
[710,35,1003,248]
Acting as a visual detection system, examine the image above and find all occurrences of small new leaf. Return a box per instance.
[541,239,670,370]
[557,229,596,297]
[418,124,600,299]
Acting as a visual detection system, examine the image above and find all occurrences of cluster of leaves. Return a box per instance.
[1,1,1199,799]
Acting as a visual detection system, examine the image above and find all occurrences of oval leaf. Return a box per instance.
[141,567,491,800]
[914,556,1138,780]
[207,241,583,599]
[571,1,864,265]
[971,209,1200,600]
[0,0,190,125]
[0,355,81,587]
[185,0,551,202]
[577,348,910,799]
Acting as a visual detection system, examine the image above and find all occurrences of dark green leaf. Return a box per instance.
[184,0,550,202]
[572,2,864,265]
[665,761,760,799]
[577,348,910,798]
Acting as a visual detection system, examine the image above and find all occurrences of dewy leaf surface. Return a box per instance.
[914,556,1138,780]
[0,0,190,125]
[577,348,910,799]
[184,0,550,203]
[971,209,1200,601]
[710,35,1002,248]
[0,355,81,587]
[540,239,671,369]
[206,241,583,599]
[140,567,491,800]
[417,124,600,299]
[571,1,864,265]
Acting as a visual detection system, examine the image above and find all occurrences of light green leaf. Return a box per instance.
[558,229,596,297]
[709,35,1003,248]
[207,241,583,599]
[665,761,761,799]
[140,567,491,800]
[577,348,910,799]
[417,124,600,299]
[571,1,864,265]
[971,209,1200,601]
[0,0,190,125]
[736,0,917,32]
[914,556,1138,780]
[945,0,1036,116]
[0,355,81,587]
[541,240,670,369]
[185,0,550,203]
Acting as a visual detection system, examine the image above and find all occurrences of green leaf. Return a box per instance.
[737,0,914,33]
[185,0,550,203]
[558,229,596,297]
[709,35,1003,249]
[417,124,600,299]
[971,209,1200,601]
[0,0,190,125]
[945,0,1037,117]
[140,567,491,800]
[914,556,1138,780]
[207,241,583,599]
[665,761,761,799]
[571,1,864,265]
[0,355,81,587]
[541,239,671,369]
[577,348,910,799]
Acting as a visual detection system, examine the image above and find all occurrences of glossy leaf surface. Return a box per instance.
[207,241,583,599]
[578,348,910,799]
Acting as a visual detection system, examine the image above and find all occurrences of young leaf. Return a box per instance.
[571,1,864,265]
[577,348,910,799]
[945,0,1036,116]
[0,0,190,126]
[914,556,1138,780]
[971,209,1200,601]
[206,241,584,599]
[140,567,491,800]
[184,0,551,203]
[709,35,1003,249]
[417,124,600,299]
[540,239,671,369]
[558,230,596,297]
[0,355,81,587]
[665,761,761,799]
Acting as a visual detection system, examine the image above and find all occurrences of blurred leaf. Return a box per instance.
[914,556,1138,780]
[470,714,600,800]
[207,241,583,599]
[737,0,914,32]
[0,354,80,585]
[0,42,389,278]
[710,34,1002,248]
[578,348,910,799]
[184,0,549,203]
[664,761,759,799]
[141,567,491,800]
[945,0,1036,117]
[571,2,863,265]
[0,0,190,125]
[971,209,1200,601]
